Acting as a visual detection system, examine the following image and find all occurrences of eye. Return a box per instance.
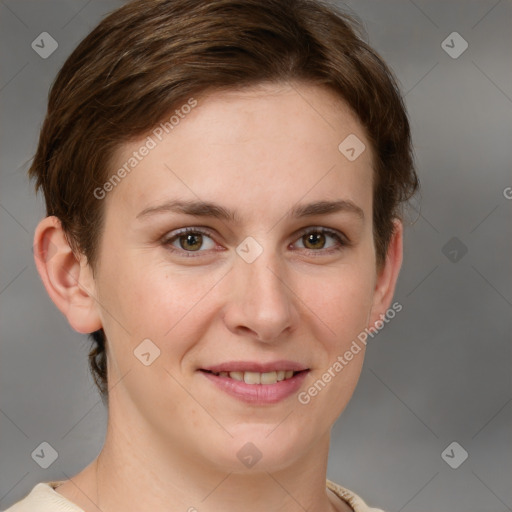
[292,227,348,254]
[163,227,216,255]
[162,226,349,257]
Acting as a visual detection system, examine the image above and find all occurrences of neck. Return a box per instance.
[56,396,347,512]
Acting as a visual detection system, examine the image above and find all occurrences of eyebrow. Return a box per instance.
[136,199,365,222]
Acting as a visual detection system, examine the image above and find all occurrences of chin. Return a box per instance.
[207,427,308,473]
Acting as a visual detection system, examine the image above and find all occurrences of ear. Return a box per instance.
[33,216,102,334]
[368,218,403,326]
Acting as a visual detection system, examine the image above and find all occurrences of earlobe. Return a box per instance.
[368,219,404,326]
[33,216,102,334]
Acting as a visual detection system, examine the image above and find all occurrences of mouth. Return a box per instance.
[199,369,308,385]
[199,366,310,404]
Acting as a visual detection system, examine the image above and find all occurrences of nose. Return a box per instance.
[222,248,299,342]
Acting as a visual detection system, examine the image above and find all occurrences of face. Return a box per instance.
[88,82,393,473]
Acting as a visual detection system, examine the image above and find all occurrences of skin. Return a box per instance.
[34,81,403,512]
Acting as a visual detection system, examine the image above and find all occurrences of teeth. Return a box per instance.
[244,371,261,384]
[260,371,277,384]
[213,370,300,384]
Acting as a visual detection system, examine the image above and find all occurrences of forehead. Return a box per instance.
[104,82,373,219]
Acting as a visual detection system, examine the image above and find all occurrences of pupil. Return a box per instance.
[181,233,202,251]
[305,232,325,249]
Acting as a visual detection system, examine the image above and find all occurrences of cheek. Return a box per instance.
[297,263,376,346]
[99,260,224,365]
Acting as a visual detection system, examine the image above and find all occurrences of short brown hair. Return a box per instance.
[29,0,419,400]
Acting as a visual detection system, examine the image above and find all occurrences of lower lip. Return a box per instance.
[200,370,309,404]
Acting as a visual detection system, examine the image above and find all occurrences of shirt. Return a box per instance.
[3,479,385,512]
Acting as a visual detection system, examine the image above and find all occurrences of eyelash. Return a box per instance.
[161,226,350,258]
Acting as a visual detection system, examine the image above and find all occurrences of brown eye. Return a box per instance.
[294,228,347,253]
[302,232,326,250]
[164,228,216,254]
[179,232,203,251]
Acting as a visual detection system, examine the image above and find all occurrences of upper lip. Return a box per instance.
[201,360,309,373]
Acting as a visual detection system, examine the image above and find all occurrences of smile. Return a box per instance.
[199,368,310,404]
[202,369,303,385]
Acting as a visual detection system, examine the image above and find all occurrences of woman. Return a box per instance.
[6,0,418,510]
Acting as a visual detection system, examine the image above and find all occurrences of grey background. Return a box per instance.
[0,1,511,511]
